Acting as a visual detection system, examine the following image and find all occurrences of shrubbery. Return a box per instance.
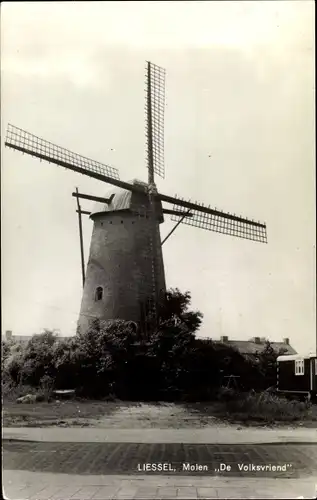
[1,289,285,402]
[222,390,313,423]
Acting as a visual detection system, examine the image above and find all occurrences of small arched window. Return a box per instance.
[95,286,103,301]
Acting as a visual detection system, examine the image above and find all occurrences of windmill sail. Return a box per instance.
[5,124,120,183]
[144,61,167,327]
[162,194,267,243]
[145,62,166,180]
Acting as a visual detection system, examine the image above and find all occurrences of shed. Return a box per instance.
[277,353,317,400]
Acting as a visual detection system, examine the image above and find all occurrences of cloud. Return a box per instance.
[2,52,107,90]
[2,2,313,69]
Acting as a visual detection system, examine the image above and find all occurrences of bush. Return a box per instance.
[216,386,240,402]
[2,291,293,403]
[3,344,26,385]
[223,390,313,423]
[19,330,58,386]
[2,331,58,388]
[39,374,55,400]
[2,380,39,401]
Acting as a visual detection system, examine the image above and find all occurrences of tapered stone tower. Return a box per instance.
[77,180,166,333]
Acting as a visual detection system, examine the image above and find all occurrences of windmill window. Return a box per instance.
[295,359,304,376]
[95,287,103,301]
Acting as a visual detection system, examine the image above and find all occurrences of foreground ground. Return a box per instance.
[3,400,317,428]
[4,470,316,500]
[3,401,317,499]
[3,430,317,499]
[3,439,317,477]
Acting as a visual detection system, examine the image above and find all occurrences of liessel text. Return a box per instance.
[137,463,175,472]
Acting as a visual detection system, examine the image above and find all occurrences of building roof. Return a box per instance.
[5,335,33,343]
[90,185,133,216]
[200,337,297,356]
[219,340,296,356]
[90,179,150,217]
[277,353,316,362]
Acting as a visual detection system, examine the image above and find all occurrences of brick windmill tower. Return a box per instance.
[5,61,267,334]
[76,178,166,333]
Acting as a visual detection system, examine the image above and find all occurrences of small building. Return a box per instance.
[277,353,317,400]
[207,336,297,362]
[3,331,32,344]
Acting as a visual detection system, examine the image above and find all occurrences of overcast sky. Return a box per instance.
[1,1,315,353]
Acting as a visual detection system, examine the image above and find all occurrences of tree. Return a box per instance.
[19,330,58,385]
[2,330,58,386]
[69,319,139,397]
[138,289,203,400]
[158,288,203,333]
[256,340,287,390]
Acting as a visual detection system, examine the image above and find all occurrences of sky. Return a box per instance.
[1,1,315,354]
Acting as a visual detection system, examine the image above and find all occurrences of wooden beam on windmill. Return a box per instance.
[75,187,86,288]
[161,209,192,245]
[162,208,192,217]
[72,192,115,205]
[76,210,91,216]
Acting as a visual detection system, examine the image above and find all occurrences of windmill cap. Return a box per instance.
[90,179,150,217]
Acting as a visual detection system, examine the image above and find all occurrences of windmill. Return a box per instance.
[4,61,267,335]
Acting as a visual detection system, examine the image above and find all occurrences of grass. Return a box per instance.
[214,390,317,425]
[2,380,52,403]
[2,400,119,427]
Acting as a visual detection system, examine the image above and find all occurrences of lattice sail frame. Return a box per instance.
[171,197,267,243]
[145,62,166,179]
[5,124,120,180]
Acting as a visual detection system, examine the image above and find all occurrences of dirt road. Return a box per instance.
[3,400,316,429]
